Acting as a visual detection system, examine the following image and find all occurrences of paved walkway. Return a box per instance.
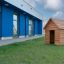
[0,35,43,46]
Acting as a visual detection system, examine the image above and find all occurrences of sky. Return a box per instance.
[25,0,64,25]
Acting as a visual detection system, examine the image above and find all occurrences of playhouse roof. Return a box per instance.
[44,18,64,29]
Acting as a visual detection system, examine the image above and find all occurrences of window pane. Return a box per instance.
[13,14,18,36]
[29,19,33,36]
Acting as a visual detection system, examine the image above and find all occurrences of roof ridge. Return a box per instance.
[51,18,64,21]
[44,18,64,29]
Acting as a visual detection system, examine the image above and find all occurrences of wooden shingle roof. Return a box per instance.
[44,18,64,29]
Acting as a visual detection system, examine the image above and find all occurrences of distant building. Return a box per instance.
[0,0,43,40]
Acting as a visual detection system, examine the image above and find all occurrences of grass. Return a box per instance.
[0,37,64,64]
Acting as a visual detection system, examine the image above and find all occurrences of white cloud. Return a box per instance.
[53,11,62,17]
[44,0,62,11]
[24,0,63,12]
[24,0,64,20]
[35,0,63,11]
[52,11,64,20]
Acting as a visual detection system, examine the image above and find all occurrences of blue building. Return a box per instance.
[0,0,43,40]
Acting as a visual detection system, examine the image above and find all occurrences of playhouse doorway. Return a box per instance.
[50,30,55,44]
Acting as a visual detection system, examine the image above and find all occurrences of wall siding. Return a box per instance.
[25,15,29,36]
[0,5,2,37]
[38,20,42,34]
[20,14,25,36]
[60,30,64,45]
[2,6,13,37]
[32,19,35,35]
[34,19,38,35]
[20,14,29,36]
[1,5,42,38]
[45,21,60,45]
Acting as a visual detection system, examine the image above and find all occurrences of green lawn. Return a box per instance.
[0,37,64,64]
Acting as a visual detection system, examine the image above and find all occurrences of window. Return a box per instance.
[29,18,33,36]
[13,14,18,37]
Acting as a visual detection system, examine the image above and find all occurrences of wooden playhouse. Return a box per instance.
[44,18,64,45]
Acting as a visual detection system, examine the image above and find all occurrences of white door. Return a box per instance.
[13,14,18,37]
[29,19,33,36]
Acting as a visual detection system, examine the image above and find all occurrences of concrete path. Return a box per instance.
[0,35,43,46]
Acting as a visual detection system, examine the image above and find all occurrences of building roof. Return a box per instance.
[4,0,43,20]
[44,18,64,29]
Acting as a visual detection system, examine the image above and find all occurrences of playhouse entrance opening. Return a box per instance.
[50,30,55,44]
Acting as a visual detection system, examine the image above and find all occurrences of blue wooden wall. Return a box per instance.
[0,6,2,37]
[38,20,42,34]
[34,19,42,35]
[2,6,13,37]
[20,14,25,36]
[1,5,42,37]
[25,15,29,36]
[20,14,29,36]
